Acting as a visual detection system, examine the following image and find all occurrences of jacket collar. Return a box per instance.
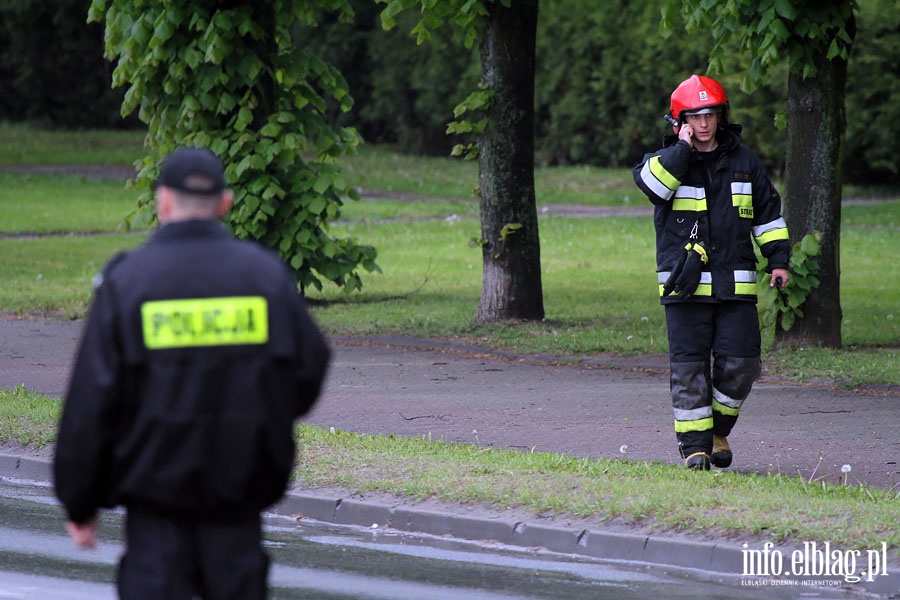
[151,219,232,242]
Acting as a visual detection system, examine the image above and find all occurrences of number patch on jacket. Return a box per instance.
[141,297,269,349]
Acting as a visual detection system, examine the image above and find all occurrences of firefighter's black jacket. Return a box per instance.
[54,220,331,524]
[634,124,791,304]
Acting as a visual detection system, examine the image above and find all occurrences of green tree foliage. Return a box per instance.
[534,1,710,167]
[295,2,480,155]
[88,0,378,293]
[0,0,128,127]
[0,1,894,183]
[661,0,856,90]
[844,0,899,183]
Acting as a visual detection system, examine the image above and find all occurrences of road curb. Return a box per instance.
[5,452,899,598]
[270,478,900,598]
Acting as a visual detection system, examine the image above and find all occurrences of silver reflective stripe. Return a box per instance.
[674,185,706,200]
[657,272,713,284]
[672,186,708,212]
[752,217,787,237]
[734,270,757,283]
[674,406,713,421]
[713,387,744,409]
[731,181,752,195]
[640,159,676,200]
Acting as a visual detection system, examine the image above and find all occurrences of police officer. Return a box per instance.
[633,75,791,470]
[54,147,331,598]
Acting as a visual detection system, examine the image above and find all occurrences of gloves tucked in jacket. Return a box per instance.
[663,241,708,297]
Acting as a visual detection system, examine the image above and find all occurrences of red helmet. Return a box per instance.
[670,75,728,121]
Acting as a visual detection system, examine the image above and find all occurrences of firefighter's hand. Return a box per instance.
[770,268,790,288]
[678,123,693,146]
[66,518,98,549]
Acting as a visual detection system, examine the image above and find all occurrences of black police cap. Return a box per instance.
[156,147,226,195]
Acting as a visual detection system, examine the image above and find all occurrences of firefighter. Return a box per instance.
[54,147,331,598]
[633,75,791,470]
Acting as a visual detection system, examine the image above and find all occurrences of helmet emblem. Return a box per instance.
[699,91,708,101]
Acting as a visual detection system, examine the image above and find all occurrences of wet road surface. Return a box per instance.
[0,478,858,599]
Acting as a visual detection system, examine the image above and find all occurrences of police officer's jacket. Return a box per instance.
[633,124,791,304]
[54,220,331,524]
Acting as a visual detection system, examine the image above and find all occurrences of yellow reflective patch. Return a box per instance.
[732,194,753,218]
[141,297,269,349]
[756,228,789,245]
[713,399,741,417]
[735,282,757,296]
[658,283,713,297]
[649,156,679,191]
[672,197,708,212]
[674,417,714,433]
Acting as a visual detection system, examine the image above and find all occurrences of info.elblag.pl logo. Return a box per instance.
[741,541,890,585]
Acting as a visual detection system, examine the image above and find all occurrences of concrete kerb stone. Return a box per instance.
[0,452,52,482]
[512,522,584,555]
[5,452,900,597]
[272,490,341,523]
[579,529,648,562]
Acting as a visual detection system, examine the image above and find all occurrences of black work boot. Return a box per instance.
[710,434,732,468]
[684,451,711,471]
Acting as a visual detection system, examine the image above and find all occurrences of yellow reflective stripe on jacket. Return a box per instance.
[734,270,757,296]
[657,272,712,296]
[731,182,753,218]
[672,186,707,212]
[640,156,679,200]
[657,271,758,297]
[752,218,789,246]
[141,296,269,349]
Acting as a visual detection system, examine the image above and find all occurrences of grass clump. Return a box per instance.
[0,385,60,447]
[294,424,899,554]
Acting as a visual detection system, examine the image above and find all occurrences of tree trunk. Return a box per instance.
[474,0,544,323]
[776,23,854,349]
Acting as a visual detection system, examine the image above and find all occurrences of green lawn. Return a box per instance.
[0,129,897,383]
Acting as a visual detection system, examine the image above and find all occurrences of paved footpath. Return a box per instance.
[2,316,900,596]
[2,316,897,489]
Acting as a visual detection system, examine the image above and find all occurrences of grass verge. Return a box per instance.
[295,425,899,554]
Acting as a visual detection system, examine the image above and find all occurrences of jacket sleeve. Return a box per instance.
[53,282,122,524]
[633,140,693,206]
[750,161,791,271]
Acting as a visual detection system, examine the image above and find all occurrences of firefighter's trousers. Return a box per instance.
[665,302,762,457]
